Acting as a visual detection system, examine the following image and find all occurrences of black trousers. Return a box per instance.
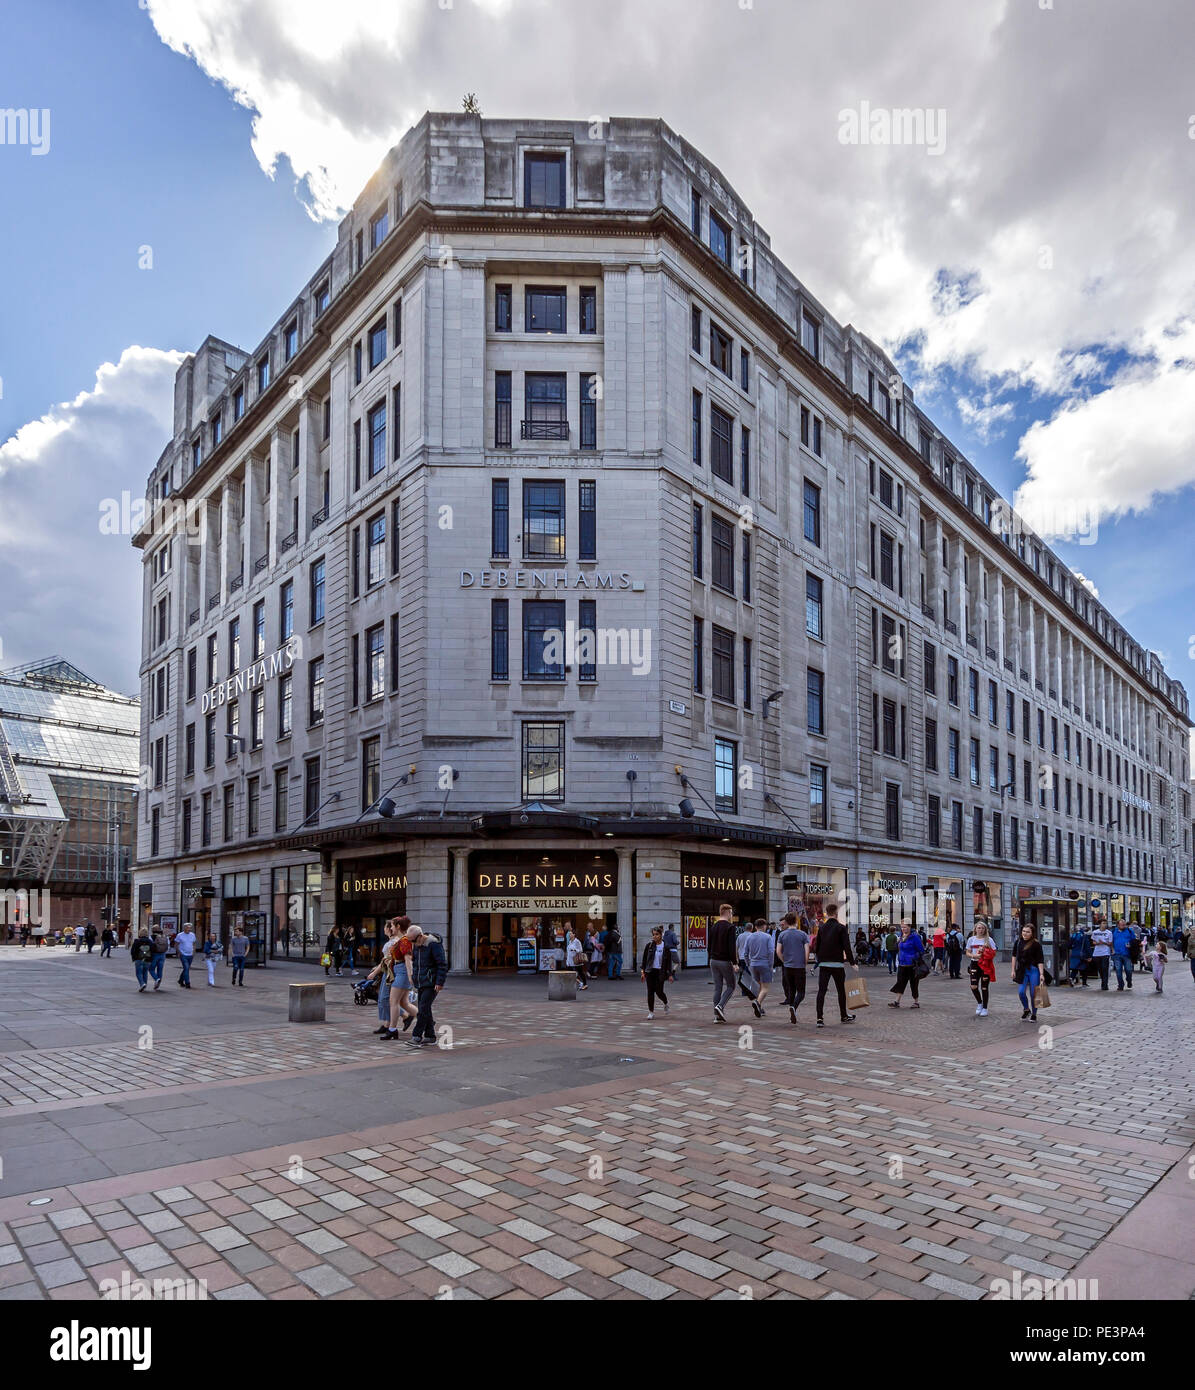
[645,969,668,1011]
[891,965,919,999]
[1094,957,1110,988]
[816,967,848,1019]
[968,964,990,1006]
[947,951,963,979]
[781,966,806,1009]
[413,985,437,1040]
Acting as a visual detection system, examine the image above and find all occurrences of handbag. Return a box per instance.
[320,952,331,967]
[913,952,931,980]
[1036,981,1052,1009]
[845,970,870,1009]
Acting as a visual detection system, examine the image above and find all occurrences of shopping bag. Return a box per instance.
[845,970,870,1009]
[320,952,331,967]
[1035,981,1051,1009]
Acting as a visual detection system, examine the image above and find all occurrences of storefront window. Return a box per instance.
[271,864,323,959]
[469,851,618,972]
[336,857,407,967]
[681,854,767,967]
[867,871,916,929]
[784,868,846,932]
[971,879,1002,948]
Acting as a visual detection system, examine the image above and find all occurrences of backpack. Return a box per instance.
[607,928,622,953]
[152,931,167,954]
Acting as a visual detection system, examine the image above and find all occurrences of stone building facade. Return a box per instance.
[131,113,1193,973]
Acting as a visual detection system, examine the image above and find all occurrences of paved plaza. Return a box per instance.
[1,946,1193,1301]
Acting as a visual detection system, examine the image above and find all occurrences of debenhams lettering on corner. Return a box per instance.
[460,569,639,590]
[201,644,296,714]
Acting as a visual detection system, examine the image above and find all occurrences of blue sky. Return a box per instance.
[1,0,1193,706]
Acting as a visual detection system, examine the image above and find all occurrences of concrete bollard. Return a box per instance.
[288,981,326,1023]
[547,970,577,1002]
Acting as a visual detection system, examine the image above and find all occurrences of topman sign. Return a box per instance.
[201,644,297,714]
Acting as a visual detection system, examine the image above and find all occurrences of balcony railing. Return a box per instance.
[1035,678,1044,691]
[1020,669,1029,681]
[921,603,935,620]
[280,531,298,553]
[521,418,570,441]
[985,645,997,661]
[966,632,978,649]
[188,608,199,627]
[229,571,244,593]
[1003,658,1014,672]
[254,554,268,574]
[311,506,328,529]
[1049,687,1057,700]
[944,617,958,635]
[208,595,220,612]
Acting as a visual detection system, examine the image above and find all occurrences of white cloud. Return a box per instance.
[1014,322,1195,538]
[141,0,1195,528]
[0,347,184,692]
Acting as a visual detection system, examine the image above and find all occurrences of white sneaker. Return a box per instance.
[646,1012,654,1020]
[978,1007,988,1016]
[663,1003,669,1014]
[975,1004,983,1015]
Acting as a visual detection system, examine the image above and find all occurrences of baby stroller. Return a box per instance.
[352,975,379,1006]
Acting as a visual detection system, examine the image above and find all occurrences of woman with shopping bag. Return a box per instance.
[1011,924,1045,1021]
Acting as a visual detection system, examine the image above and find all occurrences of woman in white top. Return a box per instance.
[965,920,995,1016]
[565,928,589,990]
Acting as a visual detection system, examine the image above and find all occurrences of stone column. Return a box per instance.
[449,846,470,976]
[616,846,634,946]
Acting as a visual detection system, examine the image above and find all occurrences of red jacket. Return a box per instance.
[977,945,997,981]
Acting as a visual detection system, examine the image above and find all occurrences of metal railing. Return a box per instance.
[254,554,268,574]
[311,506,328,529]
[208,595,220,612]
[188,608,199,626]
[521,418,570,441]
[1003,658,1014,672]
[985,646,997,660]
[921,603,935,620]
[230,572,244,593]
[944,617,958,635]
[280,531,298,553]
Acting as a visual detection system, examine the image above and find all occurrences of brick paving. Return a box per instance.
[1,953,1193,1299]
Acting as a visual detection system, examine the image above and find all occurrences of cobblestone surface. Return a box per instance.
[1,953,1192,1299]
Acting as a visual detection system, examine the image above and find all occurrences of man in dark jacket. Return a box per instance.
[812,904,856,1029]
[708,903,738,1023]
[406,924,448,1048]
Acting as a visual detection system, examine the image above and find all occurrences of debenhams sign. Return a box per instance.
[201,644,296,714]
[460,569,634,590]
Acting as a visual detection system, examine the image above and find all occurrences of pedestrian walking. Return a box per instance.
[406,923,448,1047]
[735,919,760,1011]
[229,923,248,985]
[708,903,737,1022]
[776,911,811,1024]
[930,923,946,975]
[99,925,114,958]
[565,926,589,989]
[368,921,399,1034]
[588,927,604,978]
[1012,923,1045,1020]
[853,928,868,963]
[1111,919,1136,991]
[203,930,222,986]
[640,925,672,1020]
[883,927,898,974]
[130,928,153,991]
[812,904,856,1029]
[945,924,965,979]
[325,926,345,976]
[1149,937,1167,993]
[1183,922,1195,985]
[1068,924,1088,987]
[605,923,624,980]
[175,923,196,988]
[966,920,997,1015]
[148,924,168,990]
[84,922,97,954]
[744,918,776,1015]
[888,921,926,1008]
[382,916,418,1038]
[1090,920,1113,990]
[663,923,681,976]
